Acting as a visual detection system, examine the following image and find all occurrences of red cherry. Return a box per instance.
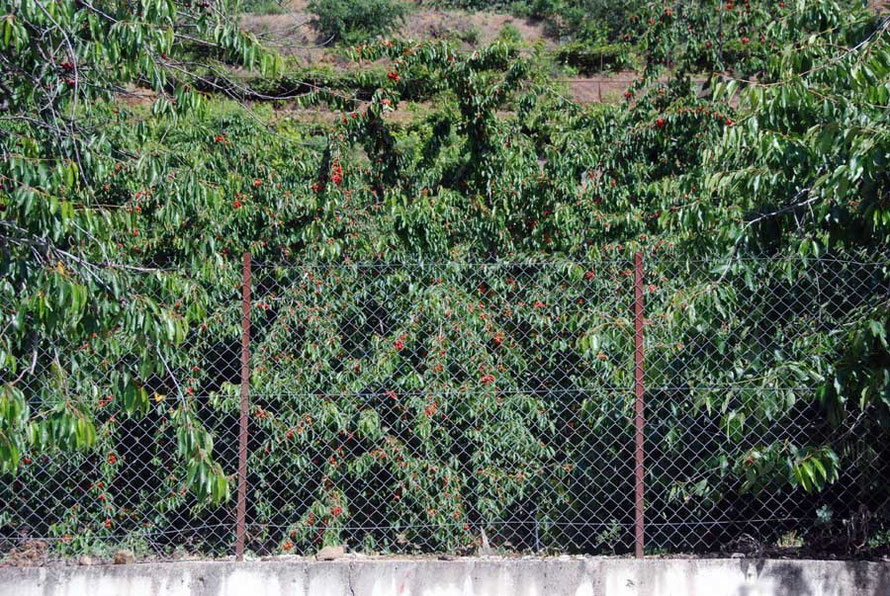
[331,161,343,186]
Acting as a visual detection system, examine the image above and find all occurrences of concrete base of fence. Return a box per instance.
[2,556,889,596]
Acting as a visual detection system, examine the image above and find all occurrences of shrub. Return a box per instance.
[308,0,410,43]
[457,25,482,45]
[497,23,523,44]
[564,0,646,42]
[238,0,286,14]
[556,42,630,74]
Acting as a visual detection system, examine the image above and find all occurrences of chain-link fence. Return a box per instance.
[2,254,889,561]
[0,260,244,561]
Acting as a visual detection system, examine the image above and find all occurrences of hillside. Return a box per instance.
[238,0,641,105]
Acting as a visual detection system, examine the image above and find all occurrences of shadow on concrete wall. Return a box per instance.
[847,558,890,596]
[735,558,890,596]
[769,563,813,596]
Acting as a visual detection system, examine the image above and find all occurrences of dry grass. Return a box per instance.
[239,0,554,56]
[238,1,654,107]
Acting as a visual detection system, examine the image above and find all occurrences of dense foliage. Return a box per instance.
[429,0,875,79]
[308,0,410,43]
[0,0,276,501]
[2,0,889,557]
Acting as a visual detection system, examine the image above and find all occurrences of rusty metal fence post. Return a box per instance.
[634,251,645,558]
[235,252,252,560]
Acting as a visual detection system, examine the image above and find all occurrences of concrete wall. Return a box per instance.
[2,557,889,596]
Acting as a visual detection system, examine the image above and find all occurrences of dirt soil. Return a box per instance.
[240,0,555,57]
[239,0,642,105]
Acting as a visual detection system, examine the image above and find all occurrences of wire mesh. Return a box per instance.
[0,262,243,559]
[244,259,636,555]
[1,254,889,561]
[643,256,890,554]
